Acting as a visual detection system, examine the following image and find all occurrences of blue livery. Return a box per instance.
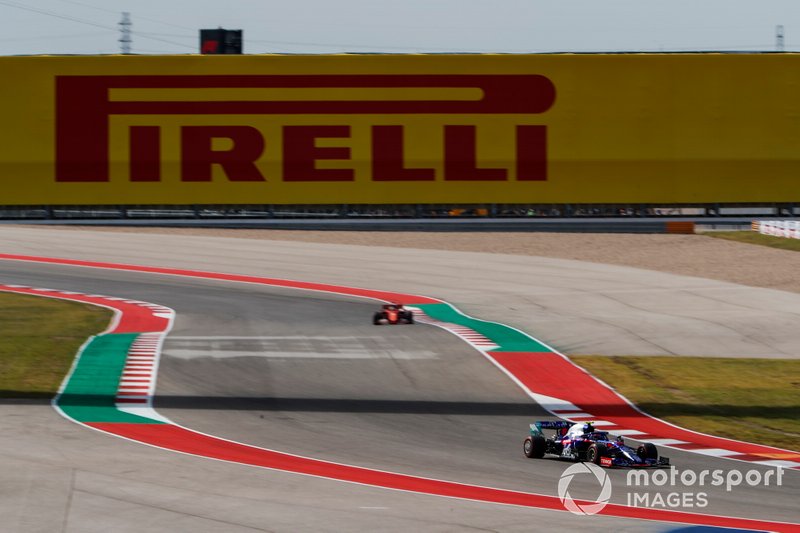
[524,421,670,468]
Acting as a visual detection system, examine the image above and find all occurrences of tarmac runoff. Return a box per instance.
[1,256,800,527]
[2,225,799,360]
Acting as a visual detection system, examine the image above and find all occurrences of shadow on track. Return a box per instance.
[2,393,797,420]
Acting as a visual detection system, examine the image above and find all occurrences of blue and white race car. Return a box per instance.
[523,421,670,468]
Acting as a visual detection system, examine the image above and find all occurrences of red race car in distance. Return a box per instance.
[373,304,414,325]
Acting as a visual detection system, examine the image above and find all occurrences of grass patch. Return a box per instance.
[705,231,800,252]
[0,293,112,398]
[569,355,800,451]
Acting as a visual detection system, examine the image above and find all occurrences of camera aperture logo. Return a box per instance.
[557,462,612,515]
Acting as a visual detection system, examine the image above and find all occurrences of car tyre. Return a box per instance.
[373,313,383,325]
[524,436,546,458]
[586,443,603,465]
[638,442,658,460]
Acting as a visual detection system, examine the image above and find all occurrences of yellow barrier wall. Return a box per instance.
[1,54,799,205]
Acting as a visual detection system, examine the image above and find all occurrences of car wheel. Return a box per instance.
[524,436,546,458]
[638,442,658,460]
[373,313,383,325]
[523,437,535,458]
[406,312,414,324]
[587,443,603,464]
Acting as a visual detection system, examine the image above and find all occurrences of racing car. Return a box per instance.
[373,304,414,325]
[523,420,669,468]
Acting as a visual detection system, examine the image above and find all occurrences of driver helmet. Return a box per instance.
[582,423,594,433]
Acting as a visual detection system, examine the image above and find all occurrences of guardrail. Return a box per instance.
[0,204,797,233]
[0,203,797,221]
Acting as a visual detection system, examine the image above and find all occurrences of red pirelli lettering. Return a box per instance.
[283,126,354,182]
[371,126,435,182]
[444,125,507,181]
[54,74,556,183]
[129,126,160,182]
[181,126,265,182]
[515,125,547,181]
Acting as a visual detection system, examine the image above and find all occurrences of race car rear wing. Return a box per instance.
[530,420,571,436]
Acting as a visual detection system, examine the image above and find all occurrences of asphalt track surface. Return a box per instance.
[1,227,799,532]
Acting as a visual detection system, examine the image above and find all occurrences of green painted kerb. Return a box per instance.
[56,333,165,424]
[416,303,553,353]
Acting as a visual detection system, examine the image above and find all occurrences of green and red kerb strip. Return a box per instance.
[404,306,800,470]
[0,254,798,531]
[0,283,173,425]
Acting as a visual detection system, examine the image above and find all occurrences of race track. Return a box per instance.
[0,227,798,532]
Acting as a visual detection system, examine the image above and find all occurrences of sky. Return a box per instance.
[0,0,797,55]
